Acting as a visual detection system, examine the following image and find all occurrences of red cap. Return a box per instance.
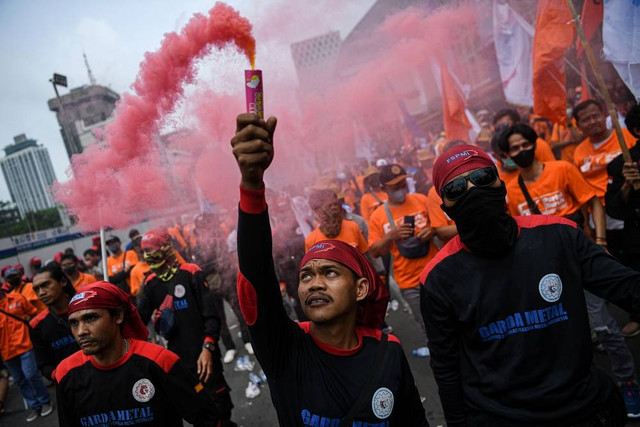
[30,257,42,267]
[141,228,171,251]
[300,240,389,329]
[68,281,148,341]
[432,144,496,198]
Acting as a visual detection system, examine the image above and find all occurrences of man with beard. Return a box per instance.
[421,144,640,426]
[29,262,79,381]
[55,282,219,426]
[136,229,236,426]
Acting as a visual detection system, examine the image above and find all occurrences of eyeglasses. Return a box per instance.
[441,167,498,201]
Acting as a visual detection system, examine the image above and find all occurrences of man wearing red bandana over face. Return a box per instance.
[136,228,236,426]
[231,113,428,426]
[421,144,640,426]
[55,281,220,427]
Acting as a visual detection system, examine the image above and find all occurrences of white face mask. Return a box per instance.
[388,188,407,204]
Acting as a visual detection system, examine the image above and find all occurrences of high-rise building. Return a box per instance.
[47,84,120,158]
[291,31,342,89]
[0,134,57,217]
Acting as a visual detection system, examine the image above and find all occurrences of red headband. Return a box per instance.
[68,281,148,341]
[432,144,496,198]
[300,240,389,329]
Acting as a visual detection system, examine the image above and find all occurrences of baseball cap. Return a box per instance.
[379,164,407,186]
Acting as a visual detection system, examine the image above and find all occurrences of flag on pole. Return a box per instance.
[575,0,603,59]
[603,2,640,101]
[492,1,534,106]
[438,59,471,142]
[532,0,575,125]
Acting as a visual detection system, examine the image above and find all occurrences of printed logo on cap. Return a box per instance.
[539,273,563,303]
[308,243,336,253]
[132,378,155,403]
[371,387,394,419]
[174,284,186,299]
[70,290,98,305]
[390,165,402,175]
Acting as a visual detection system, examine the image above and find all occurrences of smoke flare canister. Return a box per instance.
[245,70,264,118]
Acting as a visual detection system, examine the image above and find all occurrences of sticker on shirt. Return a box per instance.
[371,387,394,419]
[539,274,563,303]
[174,284,186,298]
[132,378,155,403]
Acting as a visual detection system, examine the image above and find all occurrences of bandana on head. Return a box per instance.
[141,228,178,281]
[300,240,389,329]
[68,281,148,341]
[432,144,496,198]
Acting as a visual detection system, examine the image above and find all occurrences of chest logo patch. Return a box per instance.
[539,274,563,303]
[371,387,394,419]
[174,284,186,298]
[132,378,155,403]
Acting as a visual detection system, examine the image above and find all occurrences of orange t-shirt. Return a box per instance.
[506,161,597,217]
[107,250,139,289]
[551,121,581,163]
[130,261,151,297]
[368,193,438,289]
[498,138,556,185]
[0,292,37,360]
[573,128,636,202]
[72,272,97,291]
[305,220,369,253]
[15,282,45,314]
[360,191,388,222]
[426,186,454,228]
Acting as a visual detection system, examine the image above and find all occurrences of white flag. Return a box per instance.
[492,1,534,106]
[603,2,640,101]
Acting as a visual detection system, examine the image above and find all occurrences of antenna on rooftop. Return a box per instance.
[83,52,97,85]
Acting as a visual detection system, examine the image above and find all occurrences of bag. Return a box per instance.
[153,294,177,340]
[383,201,430,259]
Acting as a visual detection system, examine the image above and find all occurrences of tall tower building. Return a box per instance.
[0,134,57,217]
[291,31,342,89]
[47,55,120,159]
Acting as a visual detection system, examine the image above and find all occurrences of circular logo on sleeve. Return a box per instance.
[371,387,394,419]
[132,378,155,403]
[174,284,186,298]
[539,274,563,302]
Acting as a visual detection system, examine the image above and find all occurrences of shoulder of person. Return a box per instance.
[420,237,466,285]
[55,350,91,384]
[178,263,203,275]
[359,326,402,346]
[29,308,50,329]
[130,339,180,373]
[407,192,429,204]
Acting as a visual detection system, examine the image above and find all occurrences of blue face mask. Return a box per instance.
[107,244,119,253]
[501,157,518,171]
[388,189,407,204]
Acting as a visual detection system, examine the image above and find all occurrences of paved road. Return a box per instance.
[2,300,640,426]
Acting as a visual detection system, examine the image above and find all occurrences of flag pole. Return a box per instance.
[100,227,108,280]
[566,0,632,163]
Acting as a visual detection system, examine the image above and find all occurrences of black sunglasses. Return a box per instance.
[441,167,498,201]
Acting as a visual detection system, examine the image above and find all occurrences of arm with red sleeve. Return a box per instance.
[236,186,300,378]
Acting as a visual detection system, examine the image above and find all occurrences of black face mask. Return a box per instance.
[441,183,518,258]
[511,148,535,168]
[62,266,76,275]
[6,277,21,287]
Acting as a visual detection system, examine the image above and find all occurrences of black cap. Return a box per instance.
[379,164,407,185]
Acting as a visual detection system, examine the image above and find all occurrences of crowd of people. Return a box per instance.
[0,96,638,426]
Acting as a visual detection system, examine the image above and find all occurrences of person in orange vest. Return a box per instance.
[60,254,96,291]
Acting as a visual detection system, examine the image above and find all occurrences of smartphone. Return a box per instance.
[403,215,415,235]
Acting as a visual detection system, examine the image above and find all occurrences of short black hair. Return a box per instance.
[493,108,521,126]
[83,249,98,257]
[625,104,640,138]
[498,124,538,153]
[60,253,78,265]
[128,229,140,239]
[572,100,604,124]
[34,262,75,298]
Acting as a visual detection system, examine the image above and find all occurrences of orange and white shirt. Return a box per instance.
[72,272,97,291]
[573,128,636,202]
[368,193,438,289]
[0,292,37,361]
[506,161,597,217]
[305,220,369,253]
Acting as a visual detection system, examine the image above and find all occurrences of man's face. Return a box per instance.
[506,133,534,159]
[442,168,502,208]
[384,180,408,204]
[298,259,368,324]
[32,271,65,306]
[61,258,78,275]
[576,104,607,138]
[4,273,21,288]
[494,115,514,128]
[69,308,122,356]
[84,254,96,267]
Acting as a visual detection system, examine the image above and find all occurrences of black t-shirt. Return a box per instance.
[29,308,79,381]
[236,187,429,426]
[421,215,640,426]
[137,264,221,370]
[54,339,219,427]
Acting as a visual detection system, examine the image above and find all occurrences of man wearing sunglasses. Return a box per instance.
[420,144,640,426]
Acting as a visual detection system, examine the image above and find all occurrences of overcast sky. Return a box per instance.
[0,0,374,202]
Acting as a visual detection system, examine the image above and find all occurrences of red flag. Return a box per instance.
[439,61,470,142]
[533,0,575,125]
[576,0,603,58]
